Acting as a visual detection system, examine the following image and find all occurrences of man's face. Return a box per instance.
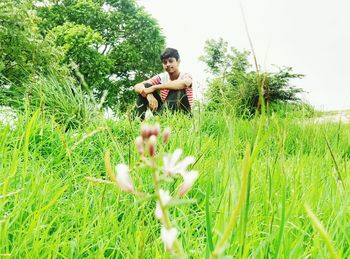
[162,57,180,74]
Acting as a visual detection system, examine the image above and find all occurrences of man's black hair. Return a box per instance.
[160,48,180,61]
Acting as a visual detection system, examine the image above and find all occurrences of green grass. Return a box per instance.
[0,107,349,258]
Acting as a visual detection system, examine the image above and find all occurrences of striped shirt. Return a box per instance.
[146,72,193,108]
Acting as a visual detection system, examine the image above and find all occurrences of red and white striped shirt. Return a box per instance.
[146,72,193,108]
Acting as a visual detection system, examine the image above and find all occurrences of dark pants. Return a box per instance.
[134,83,191,119]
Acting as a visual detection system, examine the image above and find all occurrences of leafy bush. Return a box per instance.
[269,102,316,118]
[24,75,103,129]
[200,38,309,116]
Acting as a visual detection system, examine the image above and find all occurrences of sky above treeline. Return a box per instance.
[137,0,350,111]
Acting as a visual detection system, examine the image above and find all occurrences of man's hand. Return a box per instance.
[142,86,156,95]
[134,83,147,97]
[146,94,158,111]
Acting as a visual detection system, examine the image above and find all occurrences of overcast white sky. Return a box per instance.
[137,0,350,111]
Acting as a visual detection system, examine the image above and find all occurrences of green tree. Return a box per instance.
[36,0,166,109]
[200,38,250,76]
[200,38,305,116]
[46,22,112,89]
[0,0,64,86]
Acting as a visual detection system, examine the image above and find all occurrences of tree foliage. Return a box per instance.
[36,0,166,109]
[46,22,111,88]
[0,0,65,85]
[200,38,305,116]
[1,0,165,112]
[200,38,250,76]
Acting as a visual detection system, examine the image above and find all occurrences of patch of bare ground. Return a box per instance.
[312,110,350,124]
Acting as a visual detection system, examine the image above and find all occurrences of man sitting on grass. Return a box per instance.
[133,48,193,119]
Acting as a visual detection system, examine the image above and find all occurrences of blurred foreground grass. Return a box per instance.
[0,108,349,258]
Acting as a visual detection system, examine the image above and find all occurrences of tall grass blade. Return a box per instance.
[205,186,214,257]
[212,144,251,257]
[304,204,341,259]
[23,109,40,178]
[273,181,286,259]
[323,131,344,188]
[239,158,252,256]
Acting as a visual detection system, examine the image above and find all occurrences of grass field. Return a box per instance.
[0,108,349,258]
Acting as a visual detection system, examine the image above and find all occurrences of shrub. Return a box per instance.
[25,75,103,129]
[200,38,309,116]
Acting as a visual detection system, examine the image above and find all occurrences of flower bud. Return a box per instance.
[141,124,151,139]
[134,136,144,155]
[163,127,171,144]
[115,164,134,192]
[148,135,157,157]
[150,123,160,137]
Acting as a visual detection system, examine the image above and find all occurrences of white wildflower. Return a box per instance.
[162,149,195,176]
[115,164,134,192]
[161,226,178,252]
[178,171,199,197]
[155,189,172,222]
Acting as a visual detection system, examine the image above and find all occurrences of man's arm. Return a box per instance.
[143,78,192,95]
[146,94,158,110]
[134,82,156,98]
[133,82,146,95]
[133,81,159,109]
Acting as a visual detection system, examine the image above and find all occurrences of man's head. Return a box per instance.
[160,48,180,61]
[160,48,180,74]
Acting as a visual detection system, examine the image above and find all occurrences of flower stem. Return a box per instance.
[152,167,184,256]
